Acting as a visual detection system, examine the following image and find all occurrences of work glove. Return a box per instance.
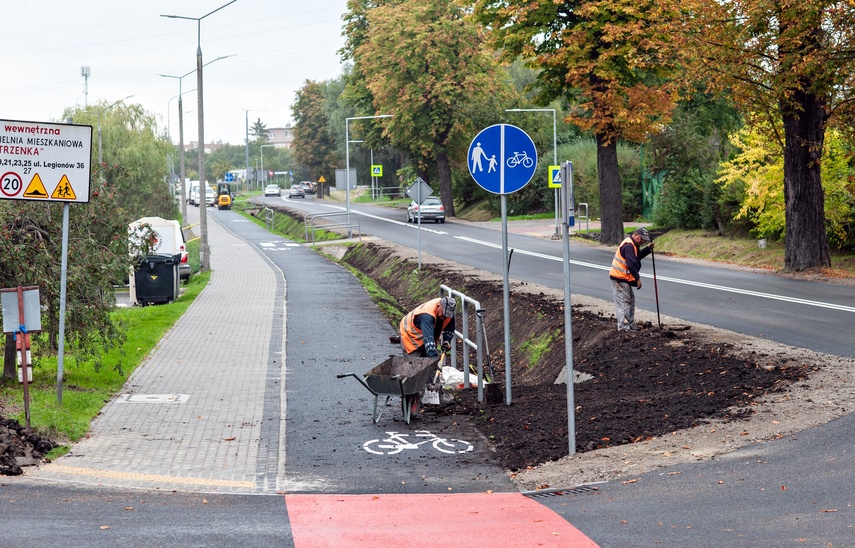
[424,340,439,358]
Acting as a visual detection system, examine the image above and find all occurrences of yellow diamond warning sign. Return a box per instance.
[51,175,77,200]
[23,173,49,199]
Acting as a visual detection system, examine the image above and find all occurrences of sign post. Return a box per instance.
[406,177,432,269]
[467,124,537,405]
[560,161,576,456]
[2,286,42,428]
[1,119,92,404]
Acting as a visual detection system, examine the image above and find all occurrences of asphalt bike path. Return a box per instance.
[217,210,597,545]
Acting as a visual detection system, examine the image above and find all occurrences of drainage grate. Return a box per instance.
[523,484,600,498]
[116,394,190,404]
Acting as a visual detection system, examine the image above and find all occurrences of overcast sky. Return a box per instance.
[3,0,349,146]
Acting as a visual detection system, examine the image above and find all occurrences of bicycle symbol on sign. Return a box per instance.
[506,150,534,169]
[363,430,474,455]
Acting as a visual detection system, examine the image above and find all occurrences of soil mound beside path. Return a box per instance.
[337,239,855,490]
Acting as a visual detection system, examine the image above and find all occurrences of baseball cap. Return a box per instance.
[439,297,456,317]
[632,227,651,242]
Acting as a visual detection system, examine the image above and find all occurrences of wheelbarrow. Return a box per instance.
[337,355,440,424]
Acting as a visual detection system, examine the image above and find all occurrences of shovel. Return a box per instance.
[651,245,662,330]
[650,244,691,335]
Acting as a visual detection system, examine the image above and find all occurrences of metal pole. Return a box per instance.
[552,110,559,238]
[57,203,69,404]
[196,30,209,270]
[178,92,187,222]
[345,118,351,220]
[245,109,250,191]
[501,193,512,405]
[560,161,576,456]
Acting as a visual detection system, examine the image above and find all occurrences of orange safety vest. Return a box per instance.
[609,237,638,283]
[399,298,452,354]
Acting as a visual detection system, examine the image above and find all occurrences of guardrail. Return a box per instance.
[440,284,490,402]
[303,211,362,243]
[376,186,404,200]
[576,202,589,233]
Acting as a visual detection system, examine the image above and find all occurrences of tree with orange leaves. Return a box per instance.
[686,0,855,271]
[474,0,685,244]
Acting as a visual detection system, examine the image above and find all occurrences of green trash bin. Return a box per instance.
[134,254,180,305]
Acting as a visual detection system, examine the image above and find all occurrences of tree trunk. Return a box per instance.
[436,151,455,217]
[781,88,831,271]
[3,334,16,380]
[596,132,624,245]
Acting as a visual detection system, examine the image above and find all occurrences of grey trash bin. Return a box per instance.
[134,254,180,305]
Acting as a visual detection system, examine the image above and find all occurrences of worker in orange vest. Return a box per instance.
[609,227,654,332]
[399,297,456,357]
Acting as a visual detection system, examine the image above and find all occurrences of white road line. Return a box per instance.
[454,236,855,314]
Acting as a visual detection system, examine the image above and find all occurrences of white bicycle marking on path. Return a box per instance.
[363,430,474,455]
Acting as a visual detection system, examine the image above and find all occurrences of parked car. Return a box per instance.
[191,185,215,207]
[407,196,446,223]
[299,181,315,194]
[288,185,305,199]
[264,184,281,197]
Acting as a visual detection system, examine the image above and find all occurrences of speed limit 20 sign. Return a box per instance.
[0,119,93,203]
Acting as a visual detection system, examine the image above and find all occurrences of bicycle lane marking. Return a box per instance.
[363,430,474,455]
[285,492,599,547]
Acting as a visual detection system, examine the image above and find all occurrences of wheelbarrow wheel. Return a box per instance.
[402,393,421,424]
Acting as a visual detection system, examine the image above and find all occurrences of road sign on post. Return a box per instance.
[0,119,92,203]
[371,164,382,177]
[467,124,537,195]
[548,165,561,188]
[405,177,432,203]
[224,172,234,182]
[467,124,538,406]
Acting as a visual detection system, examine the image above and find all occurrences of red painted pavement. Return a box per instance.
[285,492,599,547]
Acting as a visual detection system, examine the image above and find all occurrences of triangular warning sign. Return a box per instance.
[318,175,326,183]
[23,174,49,199]
[51,175,77,200]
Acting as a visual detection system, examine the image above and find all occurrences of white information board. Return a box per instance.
[0,119,93,203]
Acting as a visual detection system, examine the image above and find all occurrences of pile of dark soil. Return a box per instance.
[0,415,57,476]
[339,240,812,473]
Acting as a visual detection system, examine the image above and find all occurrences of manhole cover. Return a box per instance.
[116,394,190,403]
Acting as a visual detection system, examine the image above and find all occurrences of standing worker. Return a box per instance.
[399,297,456,357]
[609,227,654,332]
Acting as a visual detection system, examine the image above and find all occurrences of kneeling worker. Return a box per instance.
[399,297,456,357]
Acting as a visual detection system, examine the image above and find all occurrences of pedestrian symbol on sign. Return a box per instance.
[371,165,383,177]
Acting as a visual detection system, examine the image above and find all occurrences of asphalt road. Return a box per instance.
[266,195,855,359]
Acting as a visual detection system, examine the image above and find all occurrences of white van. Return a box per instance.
[187,181,200,206]
[128,216,191,280]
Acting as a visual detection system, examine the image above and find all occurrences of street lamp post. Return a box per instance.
[345,114,393,223]
[165,87,195,222]
[260,144,275,187]
[162,0,237,272]
[161,55,232,224]
[506,108,559,237]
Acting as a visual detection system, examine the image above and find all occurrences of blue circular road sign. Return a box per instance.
[224,173,235,182]
[467,124,537,194]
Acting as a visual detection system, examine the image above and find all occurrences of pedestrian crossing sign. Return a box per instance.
[371,165,382,177]
[548,165,561,188]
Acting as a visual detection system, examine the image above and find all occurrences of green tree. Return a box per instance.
[292,80,340,183]
[250,118,269,142]
[717,125,855,249]
[344,0,515,216]
[67,102,177,220]
[474,0,685,243]
[688,0,855,270]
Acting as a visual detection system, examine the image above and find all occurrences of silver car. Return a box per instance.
[288,185,305,199]
[407,196,446,223]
